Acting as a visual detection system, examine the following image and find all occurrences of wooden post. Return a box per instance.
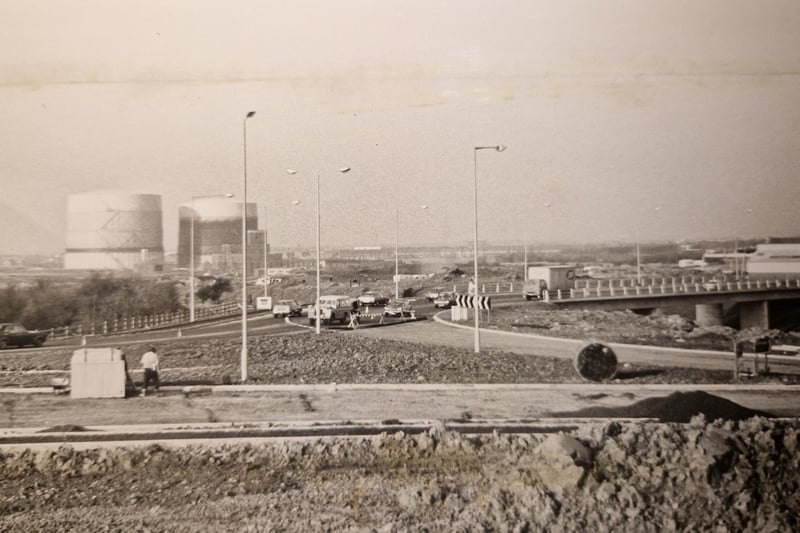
[733,340,742,382]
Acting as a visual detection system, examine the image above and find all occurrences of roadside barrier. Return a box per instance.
[544,276,800,302]
[44,301,242,340]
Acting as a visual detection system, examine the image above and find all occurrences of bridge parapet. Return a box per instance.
[545,277,800,302]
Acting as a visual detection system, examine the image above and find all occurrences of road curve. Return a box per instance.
[347,315,800,375]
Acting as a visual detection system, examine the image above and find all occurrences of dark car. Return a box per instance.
[433,292,457,308]
[0,323,49,349]
[383,299,415,317]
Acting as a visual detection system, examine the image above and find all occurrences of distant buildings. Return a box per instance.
[747,243,800,277]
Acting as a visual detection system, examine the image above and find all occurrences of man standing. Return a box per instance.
[140,346,160,396]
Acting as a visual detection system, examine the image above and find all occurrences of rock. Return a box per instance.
[539,434,592,466]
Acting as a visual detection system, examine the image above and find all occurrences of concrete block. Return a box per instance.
[70,347,126,399]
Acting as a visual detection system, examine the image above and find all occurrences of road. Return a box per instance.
[11,292,800,375]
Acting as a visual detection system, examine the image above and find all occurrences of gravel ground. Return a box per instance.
[1,416,798,531]
[0,332,784,389]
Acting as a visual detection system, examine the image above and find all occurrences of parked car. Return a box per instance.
[0,323,49,349]
[272,299,302,318]
[433,292,457,309]
[358,292,389,306]
[425,286,446,301]
[384,299,415,317]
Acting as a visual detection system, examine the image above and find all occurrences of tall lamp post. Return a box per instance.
[241,110,256,382]
[264,202,269,298]
[287,166,351,335]
[635,206,661,286]
[394,204,430,300]
[190,193,234,322]
[472,144,506,354]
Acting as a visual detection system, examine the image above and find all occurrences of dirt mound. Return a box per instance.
[551,390,774,422]
[1,419,798,531]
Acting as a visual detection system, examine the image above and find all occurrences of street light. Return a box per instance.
[634,206,661,286]
[394,204,430,300]
[241,110,256,382]
[472,144,506,353]
[287,166,351,335]
[189,193,234,323]
[259,167,294,299]
[735,208,754,279]
[523,202,552,285]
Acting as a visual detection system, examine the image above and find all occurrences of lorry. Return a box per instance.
[272,299,302,318]
[522,265,576,300]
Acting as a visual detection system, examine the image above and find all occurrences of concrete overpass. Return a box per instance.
[543,277,800,329]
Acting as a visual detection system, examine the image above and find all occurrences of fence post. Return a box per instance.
[570,288,575,298]
[103,321,108,334]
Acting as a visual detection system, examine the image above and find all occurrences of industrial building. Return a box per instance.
[177,197,259,273]
[64,191,164,271]
[747,243,800,277]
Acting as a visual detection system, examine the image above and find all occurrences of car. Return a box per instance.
[0,323,49,349]
[383,299,415,317]
[309,295,359,326]
[272,299,302,318]
[433,292,457,308]
[358,291,389,306]
[425,286,446,301]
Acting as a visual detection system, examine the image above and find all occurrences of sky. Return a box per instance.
[1,0,799,254]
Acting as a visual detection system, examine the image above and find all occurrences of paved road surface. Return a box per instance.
[349,317,800,375]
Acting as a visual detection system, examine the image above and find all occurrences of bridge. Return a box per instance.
[542,276,800,329]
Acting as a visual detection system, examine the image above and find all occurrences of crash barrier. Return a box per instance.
[346,311,416,329]
[544,276,800,302]
[70,347,127,399]
[449,281,517,295]
[45,302,242,340]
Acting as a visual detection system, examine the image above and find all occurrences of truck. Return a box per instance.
[523,265,576,300]
[272,299,302,318]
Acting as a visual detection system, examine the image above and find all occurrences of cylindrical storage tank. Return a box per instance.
[177,198,258,270]
[64,191,164,270]
[695,303,723,327]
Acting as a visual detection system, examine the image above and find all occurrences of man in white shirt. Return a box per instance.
[140,346,160,396]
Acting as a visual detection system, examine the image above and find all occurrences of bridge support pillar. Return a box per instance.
[695,303,723,327]
[739,301,769,330]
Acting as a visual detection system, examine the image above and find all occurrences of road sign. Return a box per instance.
[454,294,491,310]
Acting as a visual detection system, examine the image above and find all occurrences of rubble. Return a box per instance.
[0,418,797,530]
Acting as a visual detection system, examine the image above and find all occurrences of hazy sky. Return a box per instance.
[2,0,799,254]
